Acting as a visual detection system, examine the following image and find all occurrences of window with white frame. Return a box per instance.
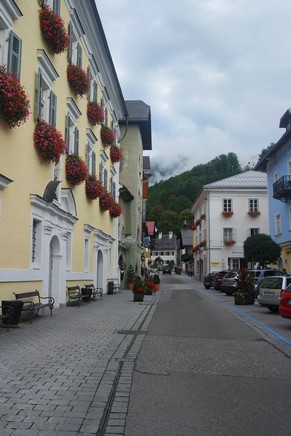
[0,2,22,75]
[87,61,99,102]
[250,228,259,236]
[275,213,281,235]
[31,218,42,267]
[86,129,97,176]
[223,227,233,241]
[43,0,60,14]
[36,50,59,124]
[68,13,83,67]
[223,198,232,212]
[99,151,108,190]
[66,98,81,154]
[249,198,259,212]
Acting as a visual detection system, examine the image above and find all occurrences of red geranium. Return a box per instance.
[67,64,90,97]
[33,120,66,164]
[109,202,122,218]
[100,125,115,147]
[85,175,104,200]
[99,192,114,211]
[66,154,88,186]
[0,65,30,128]
[39,3,70,55]
[87,101,104,126]
[110,145,123,163]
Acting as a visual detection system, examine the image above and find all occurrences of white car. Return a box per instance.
[257,275,291,312]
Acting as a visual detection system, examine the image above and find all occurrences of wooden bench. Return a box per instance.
[0,304,13,331]
[13,290,54,323]
[67,286,92,306]
[84,284,103,300]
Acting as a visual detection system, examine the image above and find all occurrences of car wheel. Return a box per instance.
[205,285,210,289]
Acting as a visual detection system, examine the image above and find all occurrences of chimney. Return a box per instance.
[158,232,162,239]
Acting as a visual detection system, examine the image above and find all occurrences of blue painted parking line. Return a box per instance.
[231,306,291,346]
[203,289,291,347]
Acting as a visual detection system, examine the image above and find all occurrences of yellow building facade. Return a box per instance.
[0,0,128,306]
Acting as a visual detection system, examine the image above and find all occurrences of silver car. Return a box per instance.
[257,275,291,312]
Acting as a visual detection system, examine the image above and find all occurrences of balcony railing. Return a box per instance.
[273,175,291,202]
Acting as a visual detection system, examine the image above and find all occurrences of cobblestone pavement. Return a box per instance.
[0,290,160,435]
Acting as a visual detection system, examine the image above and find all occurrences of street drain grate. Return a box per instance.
[117,330,147,335]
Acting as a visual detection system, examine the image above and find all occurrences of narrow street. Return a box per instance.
[124,274,291,436]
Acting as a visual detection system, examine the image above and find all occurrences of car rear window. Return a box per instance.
[249,271,261,278]
[286,283,291,292]
[224,272,237,278]
[260,277,283,289]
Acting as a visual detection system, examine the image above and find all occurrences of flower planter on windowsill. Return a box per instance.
[87,102,104,126]
[39,3,70,55]
[248,211,261,217]
[0,65,30,129]
[224,240,236,246]
[67,64,90,97]
[100,125,115,147]
[85,175,104,200]
[33,120,66,164]
[222,211,233,217]
[65,154,88,186]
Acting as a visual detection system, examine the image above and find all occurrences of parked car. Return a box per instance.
[248,269,285,295]
[162,266,171,274]
[279,282,291,320]
[257,275,291,312]
[214,271,229,290]
[203,273,216,289]
[221,271,239,295]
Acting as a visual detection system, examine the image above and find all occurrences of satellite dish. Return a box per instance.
[124,235,136,245]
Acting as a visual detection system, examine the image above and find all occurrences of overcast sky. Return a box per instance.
[96,0,291,181]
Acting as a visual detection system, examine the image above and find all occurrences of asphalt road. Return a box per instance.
[124,274,291,436]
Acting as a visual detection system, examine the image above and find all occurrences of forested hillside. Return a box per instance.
[147,153,242,234]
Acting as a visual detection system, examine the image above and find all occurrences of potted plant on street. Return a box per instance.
[127,264,135,290]
[144,276,155,295]
[233,269,255,305]
[152,273,160,291]
[132,275,145,302]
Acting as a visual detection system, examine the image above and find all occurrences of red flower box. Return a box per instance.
[0,65,30,129]
[67,64,90,97]
[85,175,104,200]
[33,120,66,164]
[100,125,115,147]
[110,145,123,163]
[222,211,233,217]
[109,202,122,218]
[224,240,236,246]
[39,4,70,55]
[66,154,88,186]
[87,101,104,126]
[99,192,114,211]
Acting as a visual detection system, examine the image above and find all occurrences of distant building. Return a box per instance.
[150,232,178,268]
[191,170,268,277]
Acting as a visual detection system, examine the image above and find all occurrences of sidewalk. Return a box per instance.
[0,290,160,435]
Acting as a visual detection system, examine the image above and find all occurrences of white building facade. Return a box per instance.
[191,171,269,277]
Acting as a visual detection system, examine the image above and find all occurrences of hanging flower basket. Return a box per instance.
[100,125,115,147]
[39,3,70,55]
[33,120,66,164]
[87,101,104,126]
[66,154,88,186]
[110,145,123,163]
[0,65,30,129]
[109,202,122,218]
[67,64,90,97]
[248,211,261,217]
[99,192,114,211]
[85,175,104,200]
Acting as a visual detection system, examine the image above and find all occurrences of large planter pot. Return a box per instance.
[127,282,134,290]
[133,292,144,302]
[234,294,255,305]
